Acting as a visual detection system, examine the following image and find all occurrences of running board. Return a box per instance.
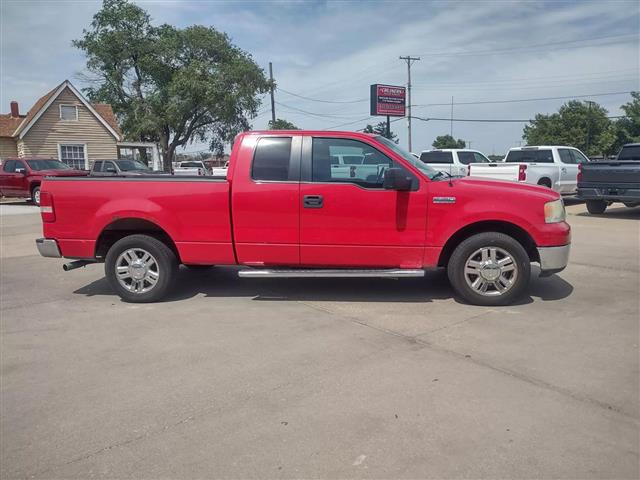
[238,268,425,278]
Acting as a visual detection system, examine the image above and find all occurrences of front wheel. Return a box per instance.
[586,200,607,214]
[447,232,531,306]
[31,186,41,206]
[105,234,177,303]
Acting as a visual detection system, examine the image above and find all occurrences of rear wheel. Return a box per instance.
[586,200,607,214]
[105,234,177,303]
[537,178,552,189]
[447,232,530,306]
[31,186,41,206]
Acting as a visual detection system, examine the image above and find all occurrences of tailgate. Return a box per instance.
[468,163,520,181]
[580,161,640,184]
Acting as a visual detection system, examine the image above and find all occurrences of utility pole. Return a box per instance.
[399,55,420,152]
[269,62,276,126]
[450,96,454,136]
[586,100,594,155]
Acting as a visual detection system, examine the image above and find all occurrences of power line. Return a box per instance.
[415,32,637,57]
[278,88,367,104]
[411,115,628,123]
[276,101,366,119]
[413,91,634,108]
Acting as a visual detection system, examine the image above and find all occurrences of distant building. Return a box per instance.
[0,79,160,169]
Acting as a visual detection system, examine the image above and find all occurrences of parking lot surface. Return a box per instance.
[1,201,638,479]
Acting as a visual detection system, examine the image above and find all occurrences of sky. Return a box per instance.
[1,0,639,155]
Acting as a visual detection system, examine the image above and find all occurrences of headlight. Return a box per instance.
[544,199,566,223]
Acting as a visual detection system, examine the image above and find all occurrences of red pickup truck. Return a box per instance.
[0,158,87,205]
[36,131,570,306]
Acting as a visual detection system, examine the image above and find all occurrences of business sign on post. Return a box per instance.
[370,84,406,117]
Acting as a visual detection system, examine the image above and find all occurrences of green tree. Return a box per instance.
[73,0,269,170]
[268,118,299,130]
[522,100,616,156]
[432,135,466,149]
[612,91,640,153]
[362,121,398,143]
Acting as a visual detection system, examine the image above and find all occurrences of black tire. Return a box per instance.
[31,186,41,206]
[105,234,177,303]
[586,200,607,214]
[447,232,531,306]
[537,178,552,189]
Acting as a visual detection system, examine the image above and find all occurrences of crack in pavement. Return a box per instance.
[298,300,640,425]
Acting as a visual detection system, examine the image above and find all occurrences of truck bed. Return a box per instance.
[40,176,235,264]
[579,161,640,185]
[468,163,520,181]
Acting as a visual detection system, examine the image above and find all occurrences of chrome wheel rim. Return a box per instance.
[115,248,159,294]
[464,247,518,297]
[33,189,40,204]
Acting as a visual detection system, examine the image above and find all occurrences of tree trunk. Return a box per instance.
[159,133,173,172]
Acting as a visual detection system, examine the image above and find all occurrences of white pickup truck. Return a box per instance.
[468,146,589,194]
[419,149,491,177]
[173,161,209,176]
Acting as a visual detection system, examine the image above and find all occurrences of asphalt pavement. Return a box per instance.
[1,200,638,479]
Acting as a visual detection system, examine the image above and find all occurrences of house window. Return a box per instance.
[59,144,86,169]
[59,105,78,121]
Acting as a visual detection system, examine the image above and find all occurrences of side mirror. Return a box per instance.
[383,168,413,191]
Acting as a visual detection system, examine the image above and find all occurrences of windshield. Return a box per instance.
[618,145,640,160]
[26,159,72,171]
[118,160,150,171]
[375,136,439,180]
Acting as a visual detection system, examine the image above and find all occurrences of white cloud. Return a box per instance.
[1,0,638,154]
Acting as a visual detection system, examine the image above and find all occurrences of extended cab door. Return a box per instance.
[557,148,587,194]
[299,136,428,268]
[231,134,302,266]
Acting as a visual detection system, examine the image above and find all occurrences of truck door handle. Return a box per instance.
[303,195,323,208]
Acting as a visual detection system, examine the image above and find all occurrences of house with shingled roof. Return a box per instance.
[0,80,127,169]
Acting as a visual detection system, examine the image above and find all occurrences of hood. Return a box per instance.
[37,169,89,177]
[452,176,560,201]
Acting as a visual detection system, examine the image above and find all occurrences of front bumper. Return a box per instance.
[537,244,570,276]
[36,238,61,258]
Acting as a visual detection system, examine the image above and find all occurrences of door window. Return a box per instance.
[14,161,27,172]
[473,152,490,163]
[104,161,117,173]
[3,160,16,172]
[251,137,292,181]
[558,149,575,164]
[312,138,415,188]
[59,144,86,169]
[570,149,589,164]
[457,152,475,165]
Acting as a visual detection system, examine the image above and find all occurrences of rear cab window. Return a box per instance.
[618,145,640,160]
[420,151,453,164]
[505,149,553,163]
[251,137,293,181]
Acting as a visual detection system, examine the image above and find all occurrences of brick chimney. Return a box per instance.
[10,101,19,117]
